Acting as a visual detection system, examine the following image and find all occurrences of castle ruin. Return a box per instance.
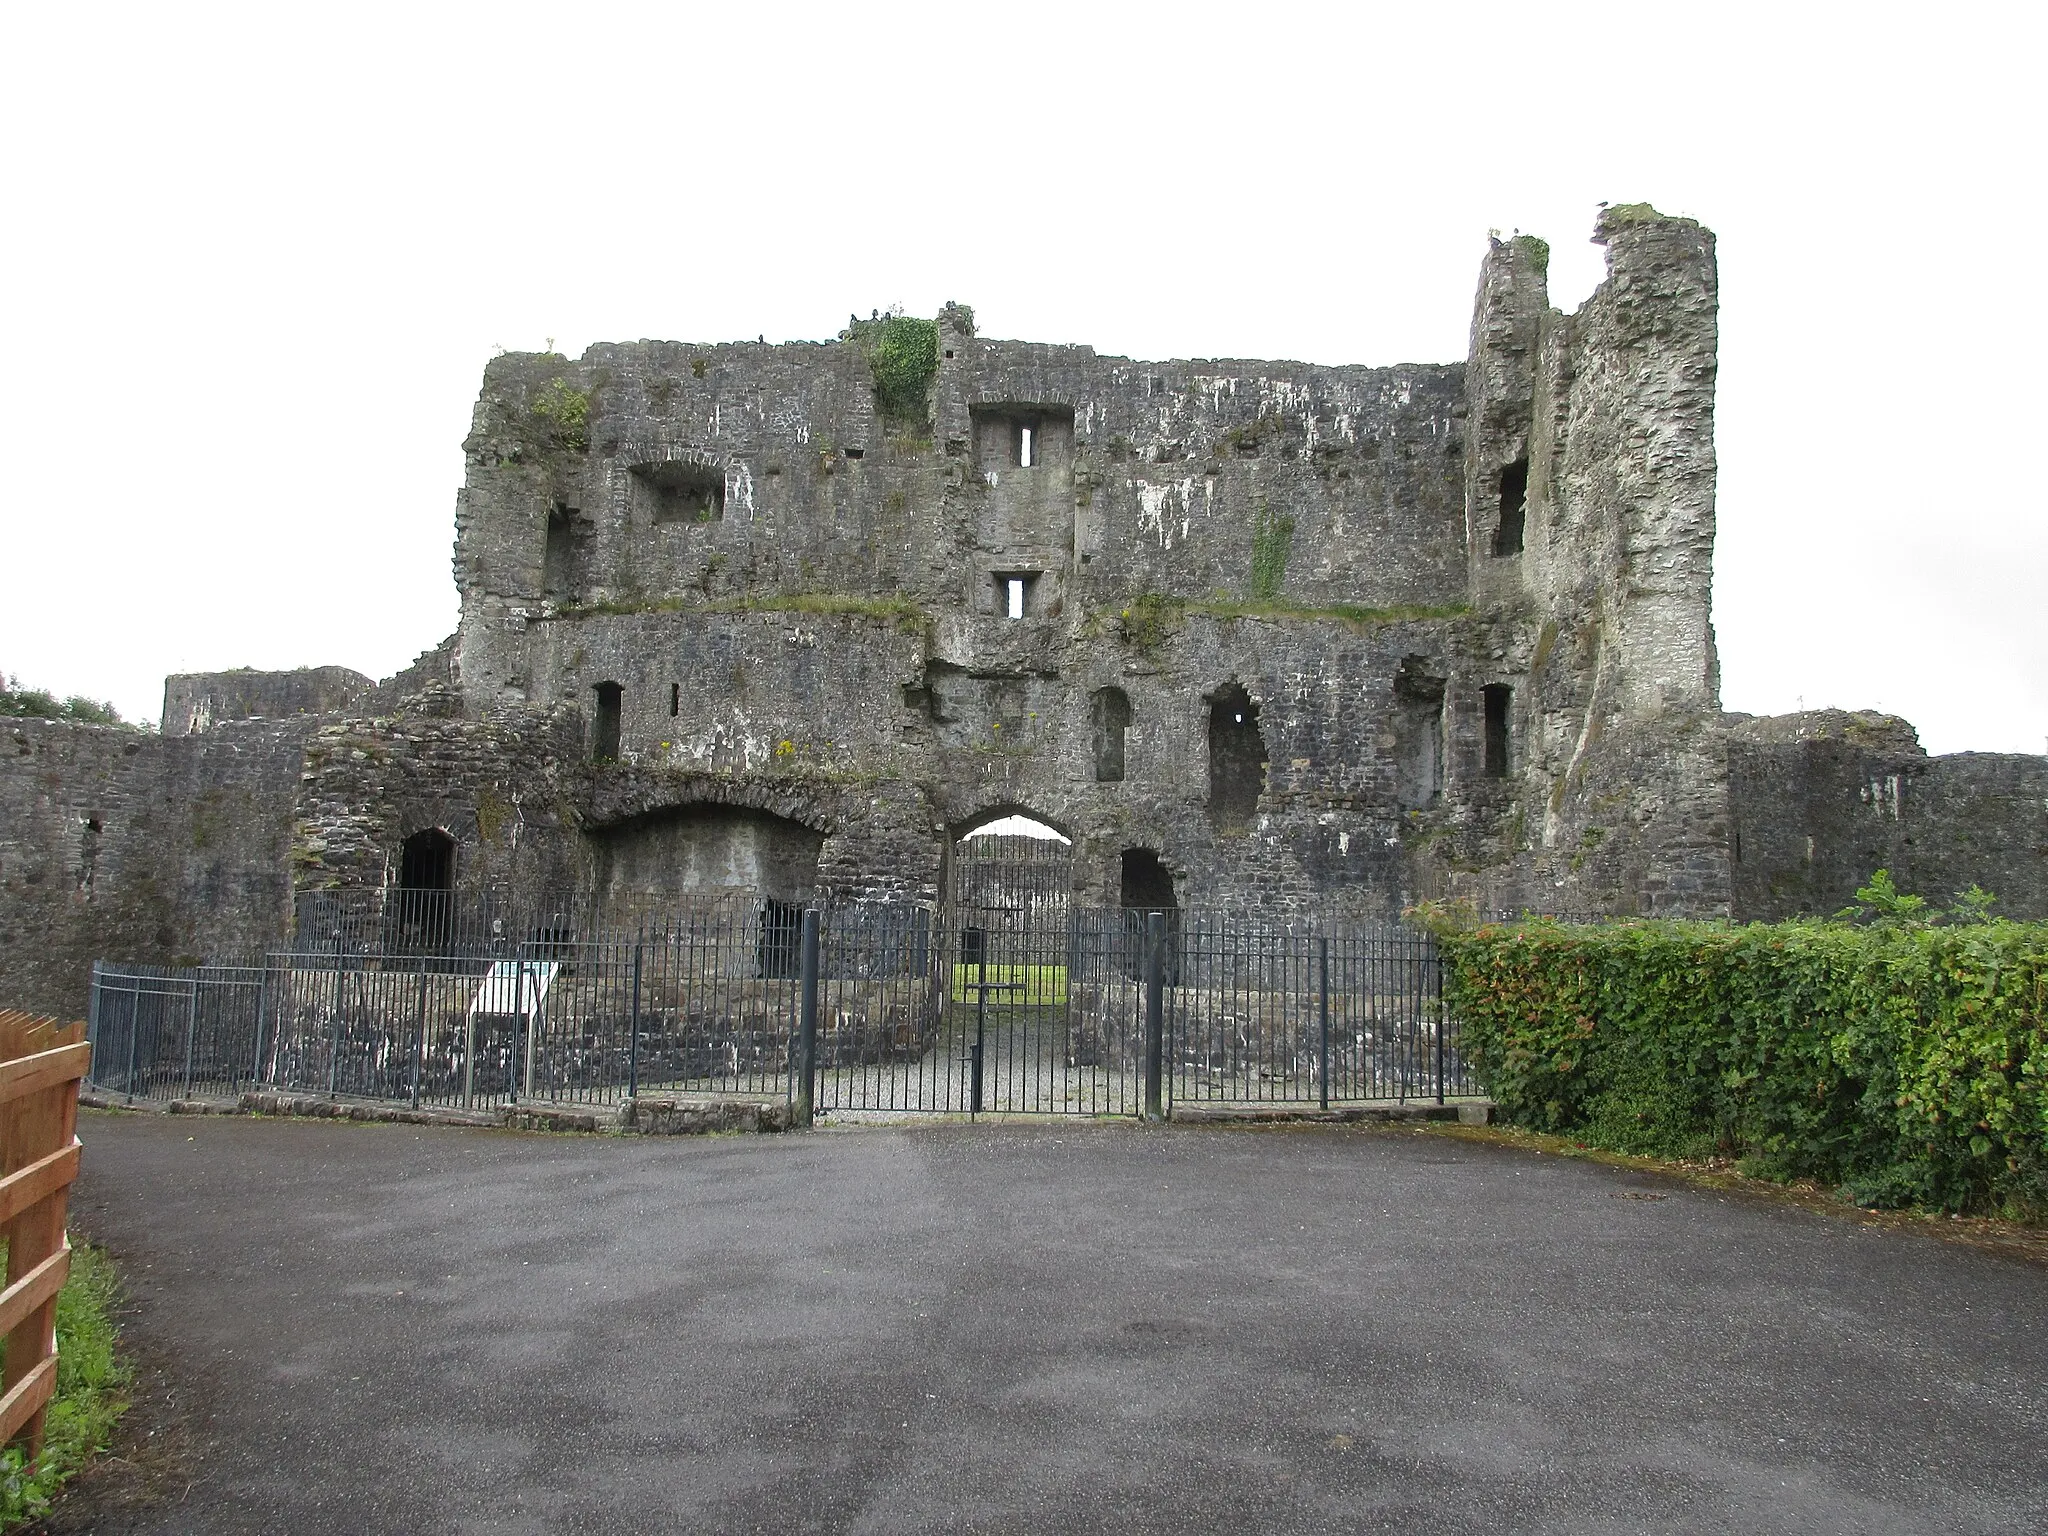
[5,206,2043,1018]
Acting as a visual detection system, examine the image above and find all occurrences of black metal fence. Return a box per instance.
[88,898,1476,1120]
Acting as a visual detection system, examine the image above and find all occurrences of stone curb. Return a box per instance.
[79,1089,1487,1134]
[79,1088,790,1136]
[1170,1101,1495,1127]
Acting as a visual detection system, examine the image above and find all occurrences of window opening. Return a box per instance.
[669,682,680,717]
[631,462,726,524]
[1483,684,1512,777]
[543,502,579,602]
[996,571,1039,619]
[1091,687,1132,782]
[1493,457,1528,556]
[1019,425,1034,467]
[1393,658,1446,810]
[593,681,623,762]
[1207,682,1267,830]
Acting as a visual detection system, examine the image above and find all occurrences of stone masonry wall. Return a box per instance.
[1729,711,2048,919]
[0,717,307,1017]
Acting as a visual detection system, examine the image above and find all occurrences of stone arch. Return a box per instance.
[586,776,838,840]
[947,802,1075,844]
[585,803,825,910]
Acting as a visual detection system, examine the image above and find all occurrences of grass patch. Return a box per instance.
[1,1240,131,1529]
[1416,1122,2048,1265]
[951,963,1068,1006]
[562,591,930,635]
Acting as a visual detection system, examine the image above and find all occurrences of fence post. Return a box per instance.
[181,972,199,1099]
[411,958,428,1110]
[794,908,820,1128]
[327,929,344,1098]
[250,957,271,1089]
[1432,934,1446,1105]
[87,961,103,1087]
[1143,911,1165,1123]
[123,981,139,1102]
[628,932,643,1104]
[513,953,530,1104]
[1318,936,1330,1113]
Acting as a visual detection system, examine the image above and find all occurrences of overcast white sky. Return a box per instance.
[2,2,2041,755]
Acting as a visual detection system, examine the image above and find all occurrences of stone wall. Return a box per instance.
[0,717,306,1017]
[164,666,374,735]
[1729,711,2048,919]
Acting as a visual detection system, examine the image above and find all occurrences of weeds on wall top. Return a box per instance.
[843,309,939,424]
[1510,233,1550,276]
[524,378,591,454]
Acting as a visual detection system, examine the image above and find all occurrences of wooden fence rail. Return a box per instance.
[1,1009,89,1459]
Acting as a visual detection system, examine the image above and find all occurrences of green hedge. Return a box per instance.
[1440,918,2048,1216]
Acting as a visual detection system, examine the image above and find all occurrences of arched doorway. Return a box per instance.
[943,811,1086,1114]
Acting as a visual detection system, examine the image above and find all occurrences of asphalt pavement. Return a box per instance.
[54,1110,2048,1534]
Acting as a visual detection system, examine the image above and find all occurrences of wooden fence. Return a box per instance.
[1,1010,89,1460]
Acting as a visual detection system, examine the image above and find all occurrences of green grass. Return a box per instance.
[951,963,1069,1006]
[562,591,929,634]
[1,1240,131,1529]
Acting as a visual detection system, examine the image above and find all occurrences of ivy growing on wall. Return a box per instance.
[1248,502,1296,602]
[844,310,939,424]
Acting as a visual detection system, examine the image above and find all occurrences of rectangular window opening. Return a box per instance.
[593,681,623,763]
[1493,457,1528,557]
[669,682,680,717]
[1482,684,1512,778]
[996,571,1039,620]
[632,462,726,525]
[1019,425,1034,468]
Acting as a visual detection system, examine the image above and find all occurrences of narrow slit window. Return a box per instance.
[1483,684,1512,777]
[996,571,1038,619]
[669,683,680,717]
[1493,457,1528,556]
[1091,687,1132,782]
[1019,425,1034,467]
[593,681,623,762]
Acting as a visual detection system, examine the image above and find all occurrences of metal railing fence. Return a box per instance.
[88,898,1477,1119]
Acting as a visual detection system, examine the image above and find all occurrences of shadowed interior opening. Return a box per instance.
[1207,682,1266,831]
[1091,687,1132,782]
[1483,683,1512,777]
[1493,457,1528,556]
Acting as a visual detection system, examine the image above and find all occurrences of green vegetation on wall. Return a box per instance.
[844,310,939,424]
[525,377,590,454]
[1433,876,2048,1217]
[1247,502,1296,602]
